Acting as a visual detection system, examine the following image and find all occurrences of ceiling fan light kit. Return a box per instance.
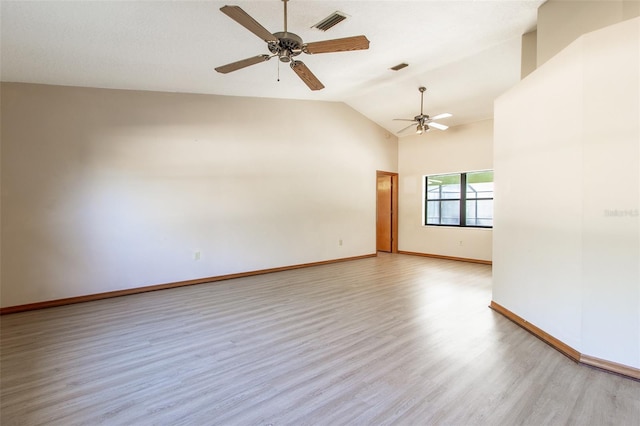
[394,87,452,136]
[215,0,370,91]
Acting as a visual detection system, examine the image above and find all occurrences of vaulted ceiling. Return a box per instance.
[1,1,544,135]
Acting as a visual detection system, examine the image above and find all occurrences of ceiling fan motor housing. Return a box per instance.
[269,31,303,62]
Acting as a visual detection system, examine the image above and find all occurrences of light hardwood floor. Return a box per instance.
[1,253,638,425]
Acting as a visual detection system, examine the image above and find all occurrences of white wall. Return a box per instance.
[494,18,640,369]
[0,83,398,308]
[398,119,493,262]
[537,0,640,67]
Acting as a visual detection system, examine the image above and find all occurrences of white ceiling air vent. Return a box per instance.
[390,63,409,71]
[312,11,347,32]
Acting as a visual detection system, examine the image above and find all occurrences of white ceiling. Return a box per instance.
[1,0,544,135]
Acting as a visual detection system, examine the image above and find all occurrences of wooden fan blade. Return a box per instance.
[215,55,270,74]
[429,122,449,131]
[397,123,416,133]
[304,35,370,54]
[290,61,325,91]
[431,113,452,120]
[220,5,278,43]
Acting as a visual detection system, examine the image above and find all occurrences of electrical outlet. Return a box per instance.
[339,239,343,246]
[194,251,201,260]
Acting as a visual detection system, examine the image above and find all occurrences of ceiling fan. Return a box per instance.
[214,0,370,91]
[394,87,452,135]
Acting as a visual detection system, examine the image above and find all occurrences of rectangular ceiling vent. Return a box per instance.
[390,63,409,71]
[312,12,348,32]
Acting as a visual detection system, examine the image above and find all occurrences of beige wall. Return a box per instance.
[494,18,640,369]
[0,83,398,308]
[537,0,640,67]
[521,30,537,79]
[398,119,493,262]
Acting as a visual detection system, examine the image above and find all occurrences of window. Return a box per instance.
[425,170,493,228]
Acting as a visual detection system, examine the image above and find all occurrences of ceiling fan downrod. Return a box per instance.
[283,0,288,34]
[419,86,426,116]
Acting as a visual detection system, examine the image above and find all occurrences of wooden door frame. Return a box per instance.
[376,170,399,253]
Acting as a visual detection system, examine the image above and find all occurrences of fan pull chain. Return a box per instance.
[277,60,280,82]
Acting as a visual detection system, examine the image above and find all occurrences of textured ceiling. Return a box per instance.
[1,0,544,135]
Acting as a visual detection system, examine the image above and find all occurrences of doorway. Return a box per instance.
[376,171,398,253]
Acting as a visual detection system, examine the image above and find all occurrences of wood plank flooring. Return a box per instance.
[1,253,638,425]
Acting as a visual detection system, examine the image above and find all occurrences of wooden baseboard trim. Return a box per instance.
[490,301,580,361]
[489,300,580,362]
[490,301,639,381]
[398,250,492,265]
[580,354,640,380]
[0,253,377,315]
